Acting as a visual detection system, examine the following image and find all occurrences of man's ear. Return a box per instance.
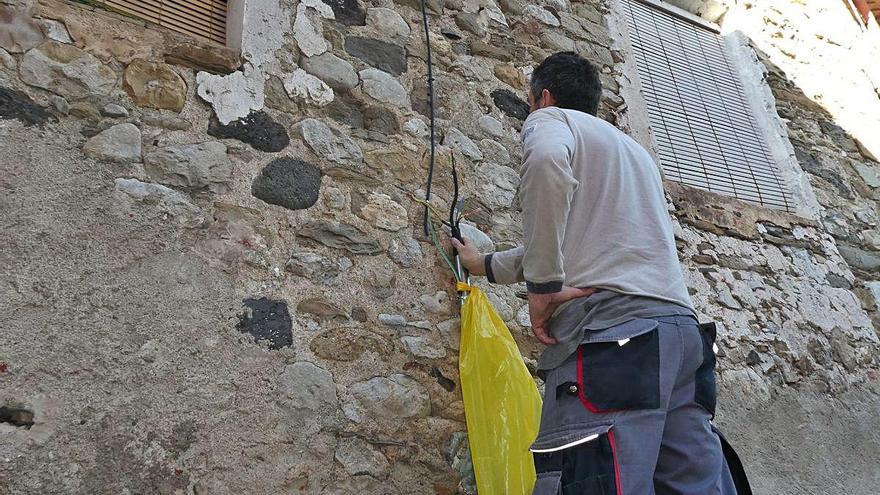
[541,88,556,107]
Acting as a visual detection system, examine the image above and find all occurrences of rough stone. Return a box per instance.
[853,163,880,188]
[455,12,487,37]
[286,251,351,283]
[359,68,409,107]
[523,5,560,26]
[517,304,531,327]
[0,87,53,126]
[123,59,187,112]
[19,41,116,98]
[485,0,509,27]
[310,327,385,361]
[478,115,504,138]
[0,47,15,69]
[144,142,231,193]
[404,118,429,137]
[458,223,494,253]
[344,36,407,76]
[401,335,447,359]
[541,31,576,52]
[82,123,142,163]
[491,88,529,121]
[378,314,407,326]
[480,139,511,165]
[837,245,880,273]
[293,3,330,57]
[393,0,444,15]
[264,75,300,114]
[69,101,100,121]
[443,127,483,161]
[252,158,322,211]
[450,55,494,83]
[141,111,192,131]
[494,63,526,89]
[363,106,400,134]
[497,0,524,15]
[294,118,363,165]
[283,68,334,107]
[361,193,409,231]
[196,70,265,125]
[347,374,430,420]
[100,103,128,118]
[40,19,72,44]
[237,298,294,350]
[278,362,338,410]
[366,8,410,44]
[471,40,511,62]
[113,178,204,227]
[207,111,290,153]
[297,296,348,321]
[388,236,424,267]
[301,52,359,91]
[475,163,518,209]
[49,95,68,115]
[420,291,448,314]
[325,97,364,127]
[298,221,382,254]
[0,6,44,53]
[335,437,390,478]
[324,0,366,25]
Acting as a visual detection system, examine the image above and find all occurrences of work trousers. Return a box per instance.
[530,315,738,495]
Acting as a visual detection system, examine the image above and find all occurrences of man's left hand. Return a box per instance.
[529,287,595,344]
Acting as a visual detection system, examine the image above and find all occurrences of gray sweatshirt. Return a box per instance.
[484,107,695,368]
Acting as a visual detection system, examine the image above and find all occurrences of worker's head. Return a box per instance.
[528,52,602,116]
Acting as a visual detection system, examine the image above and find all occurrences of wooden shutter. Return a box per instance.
[95,0,228,45]
[624,0,791,210]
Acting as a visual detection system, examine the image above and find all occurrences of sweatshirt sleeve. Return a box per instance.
[485,247,525,284]
[518,111,578,294]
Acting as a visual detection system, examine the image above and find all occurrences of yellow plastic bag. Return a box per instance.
[457,282,542,495]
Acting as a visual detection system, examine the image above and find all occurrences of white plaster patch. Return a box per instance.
[283,68,334,107]
[239,0,292,68]
[196,66,266,125]
[293,3,330,58]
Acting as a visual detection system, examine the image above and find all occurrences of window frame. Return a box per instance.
[614,0,819,216]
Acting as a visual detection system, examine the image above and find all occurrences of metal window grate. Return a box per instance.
[94,0,228,45]
[624,0,791,210]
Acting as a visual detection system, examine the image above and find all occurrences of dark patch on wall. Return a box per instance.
[344,36,408,75]
[491,89,529,121]
[252,158,322,211]
[0,87,54,126]
[324,0,366,25]
[237,298,294,350]
[0,406,35,429]
[207,111,290,152]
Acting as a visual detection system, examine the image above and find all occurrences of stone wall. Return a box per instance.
[0,0,878,493]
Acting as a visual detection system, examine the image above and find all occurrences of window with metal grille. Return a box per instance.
[91,0,228,46]
[624,0,791,210]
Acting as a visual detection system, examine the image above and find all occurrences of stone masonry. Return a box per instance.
[0,0,878,493]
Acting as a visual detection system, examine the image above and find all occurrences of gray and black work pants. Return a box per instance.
[531,315,739,495]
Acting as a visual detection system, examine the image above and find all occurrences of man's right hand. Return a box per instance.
[450,237,486,276]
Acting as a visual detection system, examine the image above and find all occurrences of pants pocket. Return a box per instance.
[531,425,622,495]
[577,326,661,413]
[532,471,563,495]
[695,322,718,418]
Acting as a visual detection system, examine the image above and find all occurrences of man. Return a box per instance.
[452,52,736,494]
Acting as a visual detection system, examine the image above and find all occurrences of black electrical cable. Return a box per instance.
[419,0,437,237]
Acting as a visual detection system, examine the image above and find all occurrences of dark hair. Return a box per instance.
[530,52,602,116]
